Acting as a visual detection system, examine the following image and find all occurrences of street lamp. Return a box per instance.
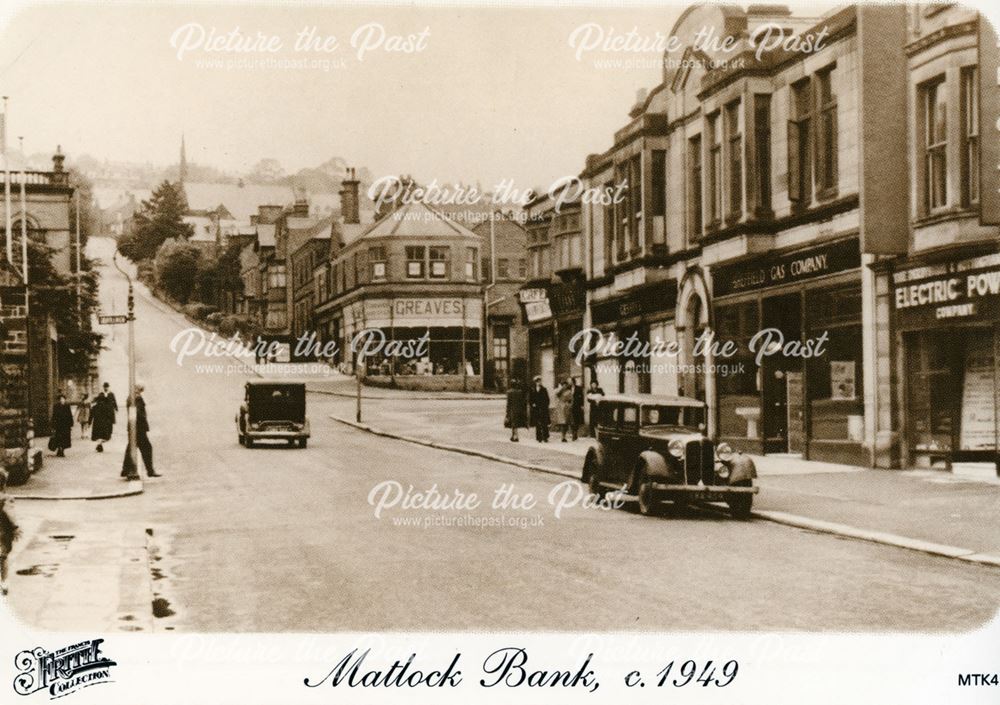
[113,247,138,478]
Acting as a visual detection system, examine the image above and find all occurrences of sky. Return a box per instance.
[0,1,837,191]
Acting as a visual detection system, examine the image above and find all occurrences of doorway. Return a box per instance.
[760,293,802,454]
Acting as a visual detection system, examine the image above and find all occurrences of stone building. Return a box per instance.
[580,4,911,466]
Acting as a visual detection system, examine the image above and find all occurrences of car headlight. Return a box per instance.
[716,442,734,463]
[716,463,731,479]
[668,439,684,459]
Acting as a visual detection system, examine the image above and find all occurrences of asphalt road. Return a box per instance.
[12,238,1000,633]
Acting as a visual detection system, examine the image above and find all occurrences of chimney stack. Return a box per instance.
[340,167,360,225]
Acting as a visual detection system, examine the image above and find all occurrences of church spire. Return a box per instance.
[179,132,188,185]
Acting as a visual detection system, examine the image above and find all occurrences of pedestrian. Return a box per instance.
[0,468,21,596]
[505,377,527,442]
[570,376,585,441]
[556,378,574,442]
[90,389,115,452]
[49,393,74,457]
[587,379,605,436]
[122,384,161,479]
[76,393,92,439]
[102,382,119,419]
[529,376,550,443]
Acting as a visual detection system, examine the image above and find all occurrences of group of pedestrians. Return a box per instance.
[46,382,160,479]
[505,375,604,443]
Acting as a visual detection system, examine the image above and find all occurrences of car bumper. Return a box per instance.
[245,430,310,440]
[647,483,758,502]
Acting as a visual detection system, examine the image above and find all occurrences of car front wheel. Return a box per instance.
[584,454,605,498]
[636,471,661,517]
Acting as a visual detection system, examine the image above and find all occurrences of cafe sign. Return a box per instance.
[519,287,552,322]
[712,238,861,297]
[893,255,1000,327]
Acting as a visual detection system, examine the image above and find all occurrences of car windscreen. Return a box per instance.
[248,386,305,423]
[641,404,705,431]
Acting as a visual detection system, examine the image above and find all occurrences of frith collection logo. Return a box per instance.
[12,639,117,699]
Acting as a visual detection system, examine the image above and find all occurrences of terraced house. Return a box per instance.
[577,3,919,467]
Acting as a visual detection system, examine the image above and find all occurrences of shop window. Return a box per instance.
[725,100,742,218]
[815,66,838,196]
[754,94,772,213]
[922,77,948,212]
[960,66,979,207]
[707,112,723,225]
[906,331,959,454]
[807,286,863,444]
[788,78,812,205]
[369,246,386,280]
[406,246,425,278]
[688,134,703,239]
[429,246,449,279]
[715,300,761,441]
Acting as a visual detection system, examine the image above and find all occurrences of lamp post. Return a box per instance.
[113,247,137,477]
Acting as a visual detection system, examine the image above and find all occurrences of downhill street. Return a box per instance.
[4,237,1000,633]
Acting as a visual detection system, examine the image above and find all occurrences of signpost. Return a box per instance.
[98,314,128,325]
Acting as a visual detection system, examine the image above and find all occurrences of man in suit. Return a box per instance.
[529,376,550,443]
[122,384,161,479]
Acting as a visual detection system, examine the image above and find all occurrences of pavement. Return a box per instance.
[9,434,142,500]
[326,396,1000,564]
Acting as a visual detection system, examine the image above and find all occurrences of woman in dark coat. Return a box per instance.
[529,376,551,442]
[90,392,115,452]
[505,378,527,442]
[50,394,74,457]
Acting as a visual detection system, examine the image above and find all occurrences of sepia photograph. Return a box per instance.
[0,0,999,702]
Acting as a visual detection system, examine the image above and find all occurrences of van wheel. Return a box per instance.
[584,455,605,498]
[245,438,254,449]
[299,438,308,448]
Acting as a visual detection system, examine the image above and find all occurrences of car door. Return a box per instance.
[597,403,624,484]
[616,403,643,486]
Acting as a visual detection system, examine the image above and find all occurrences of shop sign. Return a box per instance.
[893,259,1000,327]
[524,300,553,322]
[712,239,861,297]
[519,287,553,322]
[979,15,1000,225]
[591,279,677,327]
[392,298,464,318]
[519,288,548,304]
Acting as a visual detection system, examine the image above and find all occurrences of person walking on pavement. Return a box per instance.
[0,468,21,596]
[587,379,605,436]
[570,376,585,441]
[122,384,161,479]
[90,388,115,452]
[555,378,574,442]
[529,376,550,443]
[76,393,92,439]
[505,377,527,442]
[49,394,74,457]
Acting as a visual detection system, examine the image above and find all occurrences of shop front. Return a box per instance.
[892,252,1000,472]
[520,280,585,392]
[589,278,679,397]
[711,237,866,464]
[341,294,483,390]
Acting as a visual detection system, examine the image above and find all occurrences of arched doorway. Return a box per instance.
[676,268,715,435]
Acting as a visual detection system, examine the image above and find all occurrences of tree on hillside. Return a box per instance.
[154,239,201,303]
[247,158,285,184]
[119,180,193,261]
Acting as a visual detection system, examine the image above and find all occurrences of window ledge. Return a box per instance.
[912,206,978,228]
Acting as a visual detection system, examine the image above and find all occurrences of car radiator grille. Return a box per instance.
[684,440,716,485]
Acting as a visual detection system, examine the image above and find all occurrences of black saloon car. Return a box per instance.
[237,381,310,448]
[582,394,758,517]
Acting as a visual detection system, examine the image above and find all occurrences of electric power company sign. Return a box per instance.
[893,255,1000,327]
